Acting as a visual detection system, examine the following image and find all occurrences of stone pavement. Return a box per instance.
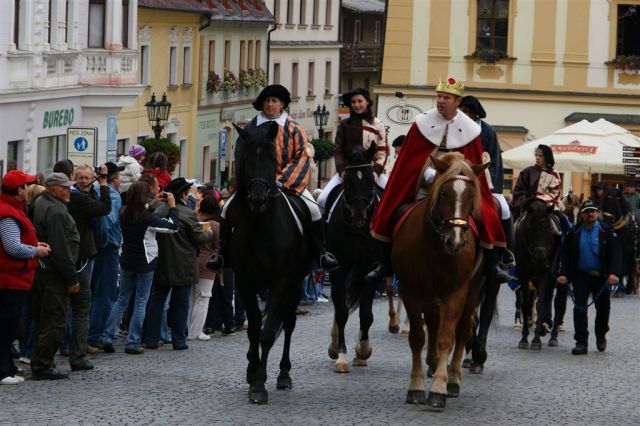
[2,288,640,425]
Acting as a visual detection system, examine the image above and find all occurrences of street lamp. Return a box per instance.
[145,92,172,140]
[313,104,330,140]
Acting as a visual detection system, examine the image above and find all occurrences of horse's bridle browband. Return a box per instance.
[425,174,473,240]
[246,177,281,200]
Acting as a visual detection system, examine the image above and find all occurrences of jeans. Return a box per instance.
[88,246,120,346]
[0,290,26,380]
[103,270,154,348]
[573,272,611,344]
[145,285,190,349]
[18,290,33,358]
[161,289,172,342]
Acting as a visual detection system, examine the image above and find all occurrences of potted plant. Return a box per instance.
[607,55,640,73]
[223,70,240,93]
[206,71,223,93]
[254,68,268,88]
[238,69,253,89]
[467,47,510,65]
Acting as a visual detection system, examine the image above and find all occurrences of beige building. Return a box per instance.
[378,0,640,194]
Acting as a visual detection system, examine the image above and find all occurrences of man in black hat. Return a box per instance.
[144,177,212,350]
[210,84,338,272]
[622,180,640,214]
[556,199,622,355]
[589,181,606,207]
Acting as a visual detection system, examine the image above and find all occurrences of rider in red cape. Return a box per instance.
[371,76,510,282]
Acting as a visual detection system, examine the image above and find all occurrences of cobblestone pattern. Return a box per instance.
[2,289,640,425]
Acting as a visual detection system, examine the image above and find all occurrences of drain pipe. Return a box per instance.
[266,0,277,81]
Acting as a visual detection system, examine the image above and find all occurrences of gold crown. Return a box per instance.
[436,76,465,97]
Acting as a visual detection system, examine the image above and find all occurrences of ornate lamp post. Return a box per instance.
[145,92,171,140]
[313,104,330,140]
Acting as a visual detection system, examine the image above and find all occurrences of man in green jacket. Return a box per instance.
[144,178,212,350]
[30,173,81,380]
[622,181,640,215]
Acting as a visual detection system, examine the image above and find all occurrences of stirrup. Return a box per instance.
[502,249,516,267]
[320,252,339,272]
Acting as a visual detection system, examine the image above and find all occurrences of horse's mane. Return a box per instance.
[346,146,370,166]
[525,199,550,219]
[427,152,481,218]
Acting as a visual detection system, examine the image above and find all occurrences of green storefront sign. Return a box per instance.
[43,108,74,128]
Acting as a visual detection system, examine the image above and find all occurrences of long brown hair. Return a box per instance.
[122,181,150,223]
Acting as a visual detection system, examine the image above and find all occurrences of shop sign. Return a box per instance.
[44,108,74,128]
[67,127,97,166]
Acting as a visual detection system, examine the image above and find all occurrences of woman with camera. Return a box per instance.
[100,182,180,354]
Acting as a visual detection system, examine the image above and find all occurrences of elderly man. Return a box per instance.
[31,173,80,380]
[370,76,508,282]
[622,180,640,215]
[557,200,622,355]
[0,171,51,385]
[209,84,338,273]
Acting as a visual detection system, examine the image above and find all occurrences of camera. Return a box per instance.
[94,166,101,175]
[160,192,168,199]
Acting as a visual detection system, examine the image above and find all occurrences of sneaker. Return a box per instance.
[31,369,69,380]
[203,327,215,336]
[317,296,329,303]
[86,344,101,355]
[13,375,25,383]
[124,346,144,355]
[221,328,236,336]
[197,332,211,341]
[18,356,31,365]
[1,376,22,385]
[295,307,309,316]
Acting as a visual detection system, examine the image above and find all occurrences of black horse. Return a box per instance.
[325,147,383,373]
[227,121,313,404]
[600,187,640,296]
[515,199,561,350]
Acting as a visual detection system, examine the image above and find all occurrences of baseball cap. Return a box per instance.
[105,162,125,176]
[1,170,37,190]
[45,172,76,187]
[580,199,599,213]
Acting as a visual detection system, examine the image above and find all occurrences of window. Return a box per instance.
[299,0,306,25]
[312,0,319,26]
[291,62,299,97]
[273,63,281,84]
[122,0,129,48]
[307,62,315,96]
[616,4,640,56]
[66,0,72,46]
[354,20,362,44]
[37,135,66,175]
[116,138,128,158]
[255,41,261,69]
[88,0,105,48]
[140,45,150,84]
[208,40,215,71]
[287,0,294,24]
[179,139,187,177]
[224,40,231,70]
[7,140,22,171]
[183,46,192,84]
[202,146,211,184]
[240,40,247,70]
[248,40,254,69]
[169,46,177,85]
[374,21,382,44]
[137,135,147,144]
[325,0,332,26]
[13,0,20,48]
[476,0,509,52]
[47,0,52,45]
[324,61,331,95]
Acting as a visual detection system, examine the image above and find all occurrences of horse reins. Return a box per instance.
[425,174,473,241]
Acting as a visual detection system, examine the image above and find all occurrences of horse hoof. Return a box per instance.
[425,392,447,411]
[276,376,292,390]
[426,367,433,378]
[355,342,372,361]
[328,346,338,360]
[389,324,400,334]
[333,362,350,373]
[469,363,484,374]
[548,337,559,347]
[518,341,529,350]
[446,383,460,398]
[248,389,268,404]
[406,390,426,404]
[530,341,542,351]
[513,322,522,331]
[462,358,471,369]
[400,329,410,337]
[352,357,368,367]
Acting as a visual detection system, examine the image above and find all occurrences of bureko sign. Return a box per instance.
[43,108,74,128]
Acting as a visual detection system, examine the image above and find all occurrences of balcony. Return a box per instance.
[341,43,382,72]
[79,49,138,85]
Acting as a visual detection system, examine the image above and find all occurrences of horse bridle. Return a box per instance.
[246,177,281,201]
[425,174,472,242]
[342,163,377,211]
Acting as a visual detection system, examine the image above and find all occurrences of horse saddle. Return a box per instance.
[323,183,344,223]
[282,190,311,236]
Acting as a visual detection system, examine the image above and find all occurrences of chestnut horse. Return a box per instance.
[391,153,488,411]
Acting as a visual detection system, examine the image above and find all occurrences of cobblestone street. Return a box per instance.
[2,288,640,425]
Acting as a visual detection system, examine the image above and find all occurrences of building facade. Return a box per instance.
[0,0,142,176]
[379,0,640,193]
[195,0,274,186]
[115,0,210,179]
[264,0,342,184]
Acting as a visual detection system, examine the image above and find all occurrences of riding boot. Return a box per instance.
[311,220,339,272]
[485,248,512,284]
[364,262,384,284]
[501,219,516,266]
[206,218,230,273]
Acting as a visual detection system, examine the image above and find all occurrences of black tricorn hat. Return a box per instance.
[252,84,291,111]
[460,95,487,119]
[165,177,194,195]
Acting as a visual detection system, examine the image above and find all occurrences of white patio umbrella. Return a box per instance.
[502,119,640,174]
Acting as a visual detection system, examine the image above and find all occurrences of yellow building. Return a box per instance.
[115,0,210,178]
[379,0,640,194]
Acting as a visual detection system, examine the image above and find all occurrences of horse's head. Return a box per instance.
[600,187,630,225]
[522,199,557,268]
[426,153,488,255]
[341,147,376,229]
[561,190,584,225]
[234,121,279,213]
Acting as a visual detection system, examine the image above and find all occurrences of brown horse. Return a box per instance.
[391,152,488,411]
[560,189,583,225]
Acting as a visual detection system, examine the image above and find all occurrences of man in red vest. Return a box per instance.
[0,171,51,385]
[371,76,509,282]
